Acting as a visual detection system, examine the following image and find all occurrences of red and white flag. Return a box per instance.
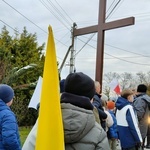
[109,79,121,95]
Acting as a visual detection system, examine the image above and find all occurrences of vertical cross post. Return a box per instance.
[73,0,134,88]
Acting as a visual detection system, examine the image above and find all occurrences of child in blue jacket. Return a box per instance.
[107,100,118,150]
[0,84,21,150]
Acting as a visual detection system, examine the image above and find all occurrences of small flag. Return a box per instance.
[35,26,64,150]
[28,76,42,109]
[109,79,121,95]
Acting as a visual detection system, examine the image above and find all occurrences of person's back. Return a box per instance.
[0,84,21,150]
[116,89,142,150]
[62,72,110,150]
[133,84,150,149]
[61,100,106,149]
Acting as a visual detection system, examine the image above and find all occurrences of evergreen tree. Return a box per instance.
[0,26,45,126]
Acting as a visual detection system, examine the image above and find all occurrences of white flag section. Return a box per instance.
[109,79,121,95]
[28,76,42,109]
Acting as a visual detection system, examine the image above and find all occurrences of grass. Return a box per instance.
[19,126,32,146]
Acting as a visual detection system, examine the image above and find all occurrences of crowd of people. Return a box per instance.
[0,72,150,150]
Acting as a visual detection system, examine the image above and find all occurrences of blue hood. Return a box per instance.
[116,97,130,110]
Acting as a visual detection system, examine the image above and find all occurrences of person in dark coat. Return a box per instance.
[133,84,150,149]
[0,84,21,150]
[92,81,107,130]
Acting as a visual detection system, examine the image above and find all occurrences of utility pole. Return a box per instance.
[59,23,77,75]
[69,23,77,73]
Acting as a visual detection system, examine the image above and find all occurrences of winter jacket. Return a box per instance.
[0,99,21,150]
[23,92,110,150]
[61,92,110,150]
[93,106,100,124]
[107,110,118,139]
[103,108,113,132]
[115,97,142,149]
[133,93,150,139]
[93,93,107,130]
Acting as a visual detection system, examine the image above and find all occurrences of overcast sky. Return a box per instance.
[0,0,150,80]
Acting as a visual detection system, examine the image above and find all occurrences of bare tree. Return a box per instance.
[120,72,134,89]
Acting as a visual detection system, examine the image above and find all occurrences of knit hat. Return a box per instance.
[101,94,108,101]
[137,84,147,93]
[107,101,115,110]
[109,96,117,102]
[64,72,95,99]
[0,84,14,103]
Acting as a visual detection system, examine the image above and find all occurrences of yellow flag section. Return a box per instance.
[35,26,64,150]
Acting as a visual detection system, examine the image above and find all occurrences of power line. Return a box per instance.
[106,0,116,14]
[105,52,150,66]
[107,10,150,21]
[106,0,122,20]
[2,0,73,45]
[77,10,150,27]
[46,0,72,26]
[81,35,149,57]
[0,20,20,34]
[76,55,150,59]
[0,19,68,48]
[0,20,65,61]
[75,34,95,56]
[77,38,150,66]
[55,31,70,44]
[1,0,70,48]
[54,0,74,23]
[39,0,70,30]
[2,0,48,34]
[105,44,149,57]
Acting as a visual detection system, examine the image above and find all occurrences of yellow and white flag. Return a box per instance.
[35,26,64,150]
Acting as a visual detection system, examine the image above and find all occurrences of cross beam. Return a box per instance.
[73,0,135,87]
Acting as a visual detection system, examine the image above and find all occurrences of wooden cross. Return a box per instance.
[73,0,135,87]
